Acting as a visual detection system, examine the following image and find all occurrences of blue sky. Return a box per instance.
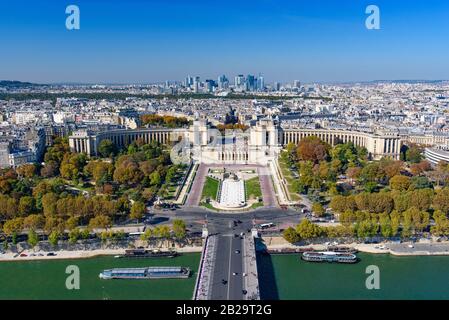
[0,0,448,83]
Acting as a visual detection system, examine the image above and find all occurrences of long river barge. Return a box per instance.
[301,251,358,264]
[115,249,178,258]
[99,267,191,279]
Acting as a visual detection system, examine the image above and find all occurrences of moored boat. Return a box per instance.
[301,251,358,264]
[118,248,178,258]
[99,266,191,279]
[327,246,358,254]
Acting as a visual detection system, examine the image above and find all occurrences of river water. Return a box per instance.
[1,252,449,299]
[0,253,200,300]
[257,253,449,300]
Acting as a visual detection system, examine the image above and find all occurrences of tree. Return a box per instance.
[40,161,59,178]
[381,160,404,179]
[312,202,325,217]
[390,210,401,236]
[389,175,411,191]
[88,215,112,230]
[27,229,39,248]
[296,220,322,239]
[433,188,449,214]
[154,225,171,239]
[18,196,36,216]
[98,139,117,158]
[346,166,362,183]
[149,171,162,186]
[379,214,393,238]
[65,216,79,231]
[283,227,300,243]
[113,155,143,185]
[297,136,329,163]
[16,164,36,178]
[130,201,146,221]
[141,228,154,241]
[409,189,433,211]
[405,145,423,163]
[330,195,357,213]
[172,219,187,239]
[356,220,377,238]
[2,217,24,236]
[48,231,60,247]
[68,228,81,244]
[431,210,449,236]
[42,193,58,217]
[60,153,87,181]
[23,214,45,231]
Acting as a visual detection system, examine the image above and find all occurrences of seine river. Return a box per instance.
[0,254,200,300]
[1,252,449,299]
[258,253,449,300]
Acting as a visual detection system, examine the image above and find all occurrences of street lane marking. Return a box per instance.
[227,236,232,300]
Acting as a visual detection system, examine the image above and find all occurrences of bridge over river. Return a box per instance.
[193,234,260,300]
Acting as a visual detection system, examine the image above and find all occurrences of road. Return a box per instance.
[185,164,208,206]
[152,207,303,235]
[209,234,244,300]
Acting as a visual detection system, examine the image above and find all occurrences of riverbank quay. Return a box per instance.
[259,236,449,257]
[0,237,203,262]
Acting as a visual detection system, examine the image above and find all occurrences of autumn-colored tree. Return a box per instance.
[312,202,325,217]
[16,164,36,178]
[283,227,300,243]
[2,217,24,236]
[297,136,330,163]
[433,188,449,214]
[98,139,117,158]
[172,219,187,239]
[389,175,411,191]
[23,214,45,231]
[295,219,322,239]
[130,201,146,221]
[88,215,112,230]
[113,155,143,185]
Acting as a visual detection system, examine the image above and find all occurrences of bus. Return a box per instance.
[259,223,275,230]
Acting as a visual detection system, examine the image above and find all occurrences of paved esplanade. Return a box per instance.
[194,233,260,300]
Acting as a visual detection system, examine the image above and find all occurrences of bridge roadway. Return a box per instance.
[210,234,244,300]
[194,232,260,300]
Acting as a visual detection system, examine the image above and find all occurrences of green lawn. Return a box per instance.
[200,202,218,211]
[245,177,262,200]
[251,201,264,209]
[201,176,219,201]
[278,155,301,201]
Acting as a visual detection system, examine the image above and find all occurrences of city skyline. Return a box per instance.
[1,0,449,83]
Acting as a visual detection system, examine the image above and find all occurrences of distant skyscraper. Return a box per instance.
[193,76,200,93]
[235,74,245,90]
[218,75,229,89]
[246,74,256,92]
[205,79,216,93]
[293,80,301,89]
[185,75,193,87]
[274,82,281,91]
[258,76,265,91]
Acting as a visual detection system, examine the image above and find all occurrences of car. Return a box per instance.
[236,220,242,224]
[243,273,247,277]
[20,253,27,257]
[232,272,238,276]
[221,279,227,285]
[235,250,240,254]
[234,234,239,238]
[47,252,56,256]
[242,290,247,295]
